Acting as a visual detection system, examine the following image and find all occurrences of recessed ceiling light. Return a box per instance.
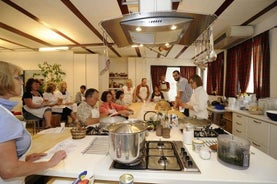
[136,27,142,32]
[170,25,177,30]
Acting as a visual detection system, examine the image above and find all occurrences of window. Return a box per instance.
[246,57,254,93]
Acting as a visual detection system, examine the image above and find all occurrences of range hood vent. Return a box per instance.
[101,11,216,47]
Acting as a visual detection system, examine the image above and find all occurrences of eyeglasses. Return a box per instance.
[14,75,23,81]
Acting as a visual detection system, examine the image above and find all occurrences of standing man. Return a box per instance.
[172,70,192,116]
[158,75,170,101]
[136,78,150,102]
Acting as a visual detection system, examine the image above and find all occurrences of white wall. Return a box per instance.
[0,51,100,99]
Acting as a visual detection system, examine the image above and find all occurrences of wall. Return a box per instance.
[0,51,100,99]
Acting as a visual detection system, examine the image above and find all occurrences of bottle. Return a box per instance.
[183,123,194,145]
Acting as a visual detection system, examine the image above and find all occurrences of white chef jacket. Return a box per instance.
[187,86,208,119]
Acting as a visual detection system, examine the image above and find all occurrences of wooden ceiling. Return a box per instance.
[0,0,276,60]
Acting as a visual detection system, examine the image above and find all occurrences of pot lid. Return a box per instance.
[108,121,146,134]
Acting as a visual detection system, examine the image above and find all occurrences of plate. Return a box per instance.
[248,110,263,115]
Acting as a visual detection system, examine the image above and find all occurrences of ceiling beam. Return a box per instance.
[61,0,120,56]
[0,37,36,50]
[175,0,234,59]
[241,1,277,26]
[0,22,52,46]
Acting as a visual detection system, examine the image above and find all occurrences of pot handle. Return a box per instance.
[143,111,158,121]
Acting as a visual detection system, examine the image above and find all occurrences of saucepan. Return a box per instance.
[107,120,147,164]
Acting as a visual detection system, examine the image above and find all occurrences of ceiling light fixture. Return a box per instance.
[136,27,142,32]
[170,25,177,30]
[38,46,69,52]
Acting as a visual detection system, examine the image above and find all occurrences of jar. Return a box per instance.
[192,139,204,152]
[183,123,194,145]
[119,173,134,184]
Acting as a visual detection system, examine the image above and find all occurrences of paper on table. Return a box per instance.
[38,127,65,134]
[35,138,79,161]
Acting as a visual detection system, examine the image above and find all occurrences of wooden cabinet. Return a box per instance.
[232,113,247,139]
[269,124,277,159]
[223,112,232,133]
[247,117,270,153]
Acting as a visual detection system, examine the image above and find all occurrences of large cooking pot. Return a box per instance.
[108,120,147,164]
[99,116,127,129]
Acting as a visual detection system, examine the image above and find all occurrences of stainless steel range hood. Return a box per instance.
[100,11,217,47]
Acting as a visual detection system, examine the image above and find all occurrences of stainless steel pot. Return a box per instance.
[99,116,127,129]
[108,120,147,164]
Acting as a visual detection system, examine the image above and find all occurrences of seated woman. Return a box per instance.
[0,61,66,184]
[100,91,133,117]
[22,78,52,129]
[77,88,101,126]
[43,82,62,106]
[54,81,77,124]
[115,90,126,106]
[151,85,164,102]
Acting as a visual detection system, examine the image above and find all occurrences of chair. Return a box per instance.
[24,119,41,135]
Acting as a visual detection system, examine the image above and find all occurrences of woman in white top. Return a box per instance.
[122,79,135,105]
[178,74,208,119]
[54,81,77,123]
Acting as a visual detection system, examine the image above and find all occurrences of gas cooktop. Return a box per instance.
[86,126,109,136]
[110,140,200,173]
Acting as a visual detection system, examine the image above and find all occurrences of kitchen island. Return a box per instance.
[29,126,277,184]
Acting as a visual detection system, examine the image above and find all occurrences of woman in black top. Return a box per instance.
[22,78,52,128]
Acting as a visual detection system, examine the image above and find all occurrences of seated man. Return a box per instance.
[77,88,101,127]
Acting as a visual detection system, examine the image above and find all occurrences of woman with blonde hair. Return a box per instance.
[0,61,66,183]
[122,79,135,105]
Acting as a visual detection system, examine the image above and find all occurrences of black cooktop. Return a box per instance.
[194,127,227,138]
[86,126,109,135]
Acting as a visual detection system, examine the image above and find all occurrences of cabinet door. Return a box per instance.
[232,113,247,138]
[247,117,269,147]
[269,124,277,159]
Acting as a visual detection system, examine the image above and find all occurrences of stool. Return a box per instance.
[24,119,42,134]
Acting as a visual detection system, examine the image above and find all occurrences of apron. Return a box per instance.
[139,86,148,101]
[23,96,49,118]
[153,95,162,102]
[91,108,100,118]
[160,82,169,101]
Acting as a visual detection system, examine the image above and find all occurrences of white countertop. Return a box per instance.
[36,127,277,184]
[225,107,277,125]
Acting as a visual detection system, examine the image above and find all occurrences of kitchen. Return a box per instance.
[0,0,277,183]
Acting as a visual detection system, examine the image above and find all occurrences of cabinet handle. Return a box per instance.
[252,141,261,147]
[235,129,242,133]
[236,115,242,118]
[253,120,262,124]
[236,122,242,126]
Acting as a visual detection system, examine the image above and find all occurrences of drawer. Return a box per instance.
[248,138,268,153]
[247,118,269,147]
[233,127,246,139]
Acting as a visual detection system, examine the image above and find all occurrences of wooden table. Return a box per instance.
[29,129,71,154]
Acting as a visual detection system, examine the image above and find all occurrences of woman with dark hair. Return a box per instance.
[115,90,125,105]
[177,74,208,119]
[22,78,52,128]
[100,90,133,117]
[77,88,100,126]
[151,85,164,102]
[0,61,66,183]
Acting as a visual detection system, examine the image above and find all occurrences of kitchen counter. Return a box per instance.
[29,126,277,184]
[226,107,277,125]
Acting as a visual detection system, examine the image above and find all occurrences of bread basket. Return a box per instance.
[70,127,86,139]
